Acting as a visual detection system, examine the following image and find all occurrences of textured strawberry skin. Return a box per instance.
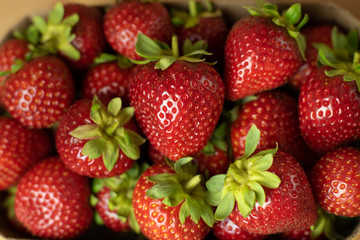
[281,227,325,240]
[56,99,135,178]
[129,61,225,161]
[132,163,211,240]
[104,0,173,60]
[310,147,360,217]
[0,117,53,190]
[231,91,316,169]
[299,67,360,154]
[229,151,317,234]
[14,157,93,239]
[224,16,302,100]
[2,56,75,128]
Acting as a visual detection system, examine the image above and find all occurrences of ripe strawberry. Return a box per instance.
[0,117,53,190]
[212,217,267,240]
[1,55,75,128]
[224,1,307,100]
[129,34,224,161]
[310,147,360,217]
[103,0,173,60]
[207,125,317,235]
[14,156,93,239]
[132,158,214,240]
[231,91,317,169]
[56,96,145,178]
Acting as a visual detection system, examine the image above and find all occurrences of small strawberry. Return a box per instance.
[129,34,224,161]
[310,147,360,217]
[56,96,145,178]
[132,158,214,240]
[1,55,75,128]
[103,0,173,60]
[0,117,53,190]
[299,27,360,154]
[207,125,317,235]
[224,1,308,100]
[14,157,93,239]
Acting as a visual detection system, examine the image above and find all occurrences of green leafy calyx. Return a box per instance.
[94,53,134,69]
[244,0,308,60]
[70,96,145,172]
[206,124,281,220]
[310,207,344,240]
[146,157,215,227]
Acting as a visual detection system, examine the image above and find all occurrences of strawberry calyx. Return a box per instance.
[310,207,344,240]
[94,53,134,69]
[146,157,215,227]
[132,33,213,70]
[314,26,360,92]
[206,125,281,220]
[244,0,308,60]
[91,162,149,233]
[171,0,222,28]
[70,96,145,172]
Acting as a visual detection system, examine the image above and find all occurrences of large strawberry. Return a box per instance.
[299,27,360,154]
[56,96,145,178]
[1,55,75,128]
[207,125,317,234]
[103,0,173,60]
[129,34,225,161]
[14,156,93,239]
[132,158,214,240]
[0,117,53,190]
[224,1,308,100]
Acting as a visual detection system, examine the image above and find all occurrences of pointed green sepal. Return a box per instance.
[214,191,235,221]
[82,137,106,160]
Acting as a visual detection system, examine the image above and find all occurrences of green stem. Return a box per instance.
[189,0,198,18]
[104,121,120,136]
[184,174,202,193]
[171,36,180,58]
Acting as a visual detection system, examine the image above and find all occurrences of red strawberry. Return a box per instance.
[1,55,75,128]
[56,96,145,178]
[103,0,173,60]
[0,117,53,190]
[310,147,360,217]
[193,146,229,176]
[129,34,224,161]
[224,2,307,100]
[14,156,93,239]
[212,217,267,240]
[208,125,317,235]
[132,158,213,240]
[231,91,317,169]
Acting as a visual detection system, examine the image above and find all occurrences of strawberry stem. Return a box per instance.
[183,174,202,193]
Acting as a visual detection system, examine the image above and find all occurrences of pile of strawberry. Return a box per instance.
[0,0,360,239]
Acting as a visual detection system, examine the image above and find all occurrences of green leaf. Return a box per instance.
[155,56,177,70]
[200,204,215,227]
[124,129,145,146]
[103,140,120,172]
[247,181,266,206]
[147,173,177,183]
[25,25,40,45]
[135,33,168,58]
[146,180,179,199]
[202,142,215,155]
[325,69,347,77]
[186,196,201,223]
[107,97,122,117]
[214,191,235,221]
[117,107,135,126]
[117,135,141,160]
[206,190,222,206]
[251,153,273,171]
[95,53,118,65]
[243,125,260,159]
[82,137,106,160]
[284,3,301,25]
[347,30,358,54]
[206,174,226,192]
[235,186,255,218]
[212,139,228,152]
[94,211,104,225]
[90,194,99,207]
[251,171,281,189]
[179,201,190,224]
[58,42,80,60]
[128,209,140,234]
[70,124,101,139]
[174,157,193,174]
[32,16,47,34]
[48,2,64,25]
[62,14,79,27]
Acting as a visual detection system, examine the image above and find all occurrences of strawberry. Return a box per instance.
[224,1,307,100]
[299,27,360,154]
[56,96,145,178]
[14,156,93,239]
[230,91,317,169]
[129,34,224,161]
[103,0,173,60]
[1,55,75,128]
[132,158,214,240]
[310,147,360,217]
[212,217,267,240]
[0,117,53,190]
[207,125,317,235]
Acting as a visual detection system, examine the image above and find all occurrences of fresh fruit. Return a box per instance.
[1,55,75,128]
[56,96,145,178]
[103,0,173,60]
[14,156,93,239]
[0,117,53,190]
[129,34,224,161]
[310,147,360,217]
[207,125,317,234]
[224,1,307,100]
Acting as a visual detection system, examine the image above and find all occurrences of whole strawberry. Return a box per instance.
[104,0,173,60]
[1,55,75,128]
[56,96,145,178]
[14,157,93,239]
[207,125,317,235]
[224,1,307,100]
[0,117,53,190]
[129,34,224,161]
